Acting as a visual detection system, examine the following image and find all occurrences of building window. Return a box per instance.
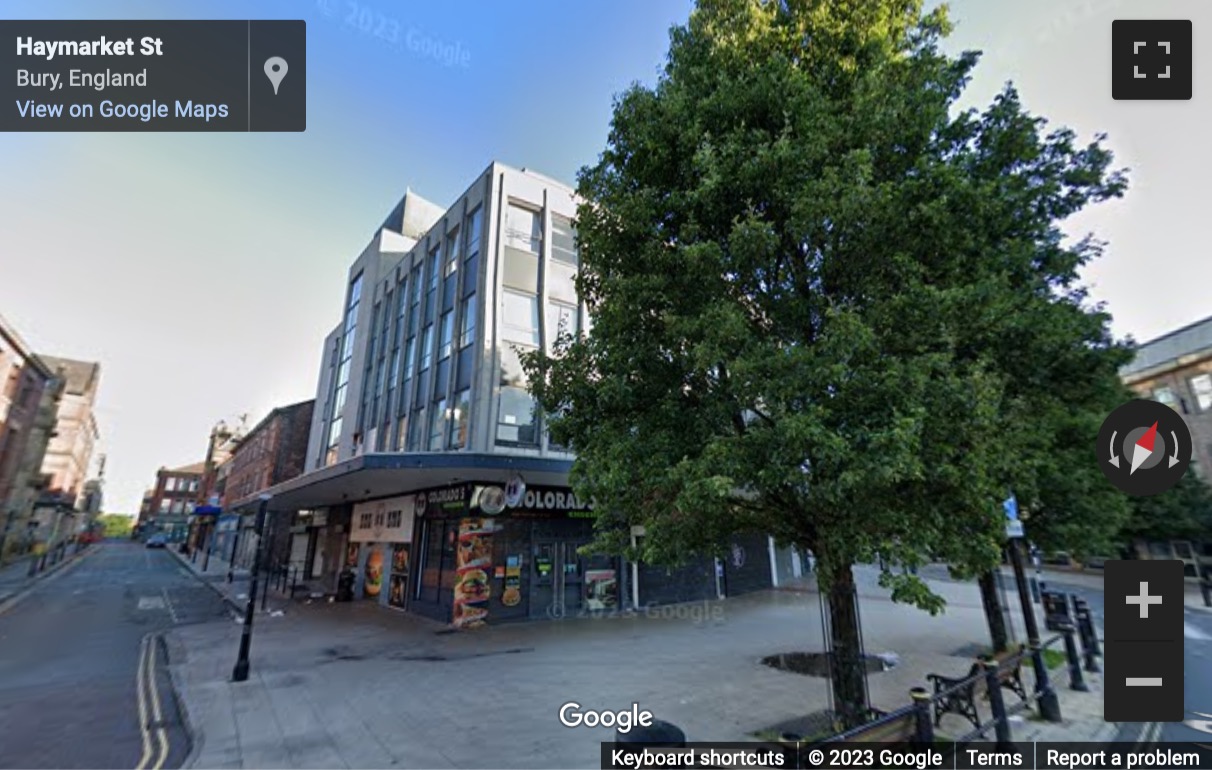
[459,297,477,349]
[497,387,538,447]
[466,206,482,256]
[1153,386,1177,409]
[445,229,461,277]
[546,300,579,346]
[502,290,540,346]
[420,325,434,371]
[449,389,470,449]
[327,273,363,462]
[1191,375,1212,412]
[409,409,425,450]
[159,498,171,513]
[396,416,408,451]
[428,245,441,292]
[439,312,454,360]
[551,214,578,266]
[403,336,417,380]
[430,399,447,451]
[506,204,542,253]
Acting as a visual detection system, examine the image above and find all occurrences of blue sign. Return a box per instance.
[1003,494,1018,520]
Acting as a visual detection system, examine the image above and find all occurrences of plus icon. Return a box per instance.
[1126,581,1163,619]
[1112,20,1192,100]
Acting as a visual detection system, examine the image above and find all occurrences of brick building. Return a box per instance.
[37,356,101,510]
[142,462,204,542]
[214,400,314,570]
[0,315,61,561]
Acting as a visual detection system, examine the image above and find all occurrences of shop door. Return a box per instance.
[530,541,587,619]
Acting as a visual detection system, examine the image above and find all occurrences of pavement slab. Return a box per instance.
[165,560,1120,769]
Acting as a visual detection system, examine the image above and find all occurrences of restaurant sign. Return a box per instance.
[350,494,415,543]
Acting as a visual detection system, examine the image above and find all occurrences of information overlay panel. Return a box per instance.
[600,742,1212,770]
[0,20,305,131]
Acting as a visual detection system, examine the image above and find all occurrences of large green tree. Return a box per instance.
[523,0,1126,727]
[1122,473,1212,545]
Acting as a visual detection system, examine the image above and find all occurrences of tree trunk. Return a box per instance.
[826,563,870,729]
[978,570,1010,653]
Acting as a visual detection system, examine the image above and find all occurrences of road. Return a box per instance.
[1042,576,1212,743]
[0,541,232,769]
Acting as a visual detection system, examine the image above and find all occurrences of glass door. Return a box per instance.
[529,540,587,619]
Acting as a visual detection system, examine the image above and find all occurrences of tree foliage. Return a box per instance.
[96,514,134,538]
[1121,474,1212,544]
[522,0,1128,725]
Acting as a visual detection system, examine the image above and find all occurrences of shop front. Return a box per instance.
[347,494,415,606]
[409,482,622,626]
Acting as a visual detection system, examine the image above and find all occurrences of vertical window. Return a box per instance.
[327,273,363,461]
[396,415,408,451]
[551,214,579,266]
[466,206,482,257]
[1153,386,1177,409]
[430,399,447,451]
[496,345,538,448]
[428,244,441,292]
[546,300,579,346]
[409,409,425,450]
[505,204,542,253]
[502,290,540,346]
[420,325,434,371]
[403,335,417,379]
[445,229,461,277]
[459,297,477,349]
[439,312,454,360]
[1190,375,1212,411]
[449,389,470,449]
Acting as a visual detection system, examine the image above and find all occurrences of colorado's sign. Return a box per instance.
[507,487,594,514]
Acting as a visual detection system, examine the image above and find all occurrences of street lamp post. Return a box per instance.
[232,494,271,682]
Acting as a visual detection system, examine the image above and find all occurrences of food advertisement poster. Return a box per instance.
[452,518,494,628]
[388,543,409,609]
[365,547,384,598]
[345,541,359,569]
[585,569,618,610]
[502,555,522,607]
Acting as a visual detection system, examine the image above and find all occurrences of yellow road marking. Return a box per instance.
[147,638,169,770]
[134,636,152,770]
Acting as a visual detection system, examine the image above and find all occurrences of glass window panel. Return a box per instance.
[408,410,424,450]
[459,296,477,349]
[463,253,479,297]
[551,214,578,266]
[403,336,417,377]
[420,326,434,371]
[395,416,408,451]
[1191,375,1212,411]
[496,386,538,446]
[546,262,578,303]
[502,290,540,346]
[499,344,529,388]
[428,246,441,291]
[439,312,454,360]
[449,389,470,449]
[546,301,579,346]
[445,229,461,276]
[466,207,482,256]
[505,204,541,253]
[429,399,447,451]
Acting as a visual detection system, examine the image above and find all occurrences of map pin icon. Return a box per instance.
[264,56,288,95]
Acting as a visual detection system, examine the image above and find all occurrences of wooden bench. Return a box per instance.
[926,647,1028,729]
[847,711,917,743]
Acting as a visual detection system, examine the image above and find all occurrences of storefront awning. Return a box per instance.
[234,452,575,512]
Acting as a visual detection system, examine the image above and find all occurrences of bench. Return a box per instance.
[847,711,917,743]
[926,647,1028,729]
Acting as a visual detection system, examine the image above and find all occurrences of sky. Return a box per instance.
[1,0,1208,514]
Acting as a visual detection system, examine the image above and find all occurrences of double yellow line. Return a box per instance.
[135,634,170,770]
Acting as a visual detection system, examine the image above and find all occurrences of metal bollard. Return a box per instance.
[1201,580,1212,608]
[910,687,934,747]
[1030,642,1063,722]
[1075,602,1101,656]
[1059,623,1089,692]
[1075,610,1101,673]
[982,659,1015,751]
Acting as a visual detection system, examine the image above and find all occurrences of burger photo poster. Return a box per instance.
[452,518,494,628]
[365,547,384,597]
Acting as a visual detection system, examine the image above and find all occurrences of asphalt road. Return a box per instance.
[0,541,232,769]
[1043,576,1212,743]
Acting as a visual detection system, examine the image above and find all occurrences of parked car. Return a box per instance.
[145,534,168,549]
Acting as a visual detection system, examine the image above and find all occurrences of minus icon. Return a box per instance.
[1126,677,1163,686]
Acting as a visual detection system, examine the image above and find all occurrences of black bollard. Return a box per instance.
[910,687,934,747]
[1059,623,1089,692]
[1201,580,1211,608]
[982,660,1015,751]
[1029,642,1063,722]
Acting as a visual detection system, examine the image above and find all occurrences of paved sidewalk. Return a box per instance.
[165,563,1114,769]
[0,544,92,607]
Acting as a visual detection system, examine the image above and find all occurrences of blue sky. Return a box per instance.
[1,0,1208,513]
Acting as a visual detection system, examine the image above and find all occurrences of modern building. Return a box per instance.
[37,356,101,510]
[1121,314,1212,579]
[143,462,204,542]
[0,315,62,561]
[262,162,797,626]
[198,400,313,570]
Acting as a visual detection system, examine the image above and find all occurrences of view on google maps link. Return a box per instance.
[1,1,1212,769]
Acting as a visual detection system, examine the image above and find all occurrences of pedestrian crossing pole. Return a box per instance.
[232,494,271,683]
